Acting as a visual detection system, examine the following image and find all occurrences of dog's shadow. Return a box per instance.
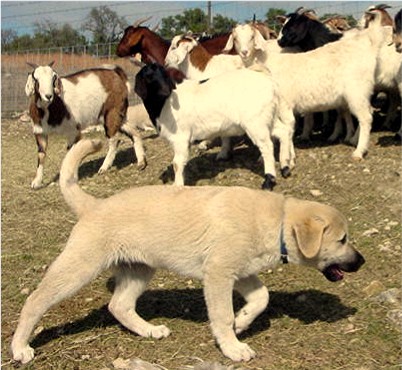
[30,286,356,349]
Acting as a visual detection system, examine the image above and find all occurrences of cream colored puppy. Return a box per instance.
[11,140,365,364]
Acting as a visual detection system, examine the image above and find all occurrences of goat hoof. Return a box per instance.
[261,174,276,191]
[281,166,291,178]
[137,160,147,171]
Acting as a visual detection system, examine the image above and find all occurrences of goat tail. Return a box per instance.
[59,139,102,218]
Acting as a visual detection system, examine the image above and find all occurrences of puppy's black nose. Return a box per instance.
[350,251,365,272]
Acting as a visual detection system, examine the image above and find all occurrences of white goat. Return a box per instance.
[360,6,402,133]
[135,63,294,190]
[25,62,146,189]
[165,34,244,159]
[224,16,389,160]
[165,34,244,80]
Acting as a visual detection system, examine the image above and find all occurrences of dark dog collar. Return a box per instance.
[280,225,288,264]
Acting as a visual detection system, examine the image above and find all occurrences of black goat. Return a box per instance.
[278,12,342,51]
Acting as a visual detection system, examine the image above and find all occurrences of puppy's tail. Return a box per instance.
[59,139,102,217]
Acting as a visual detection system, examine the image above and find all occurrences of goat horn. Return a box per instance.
[133,16,153,28]
[152,21,160,32]
[48,61,55,67]
[26,62,39,69]
[375,4,392,10]
[253,14,256,23]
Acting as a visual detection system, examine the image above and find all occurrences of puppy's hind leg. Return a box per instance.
[234,275,269,334]
[108,263,170,339]
[11,240,106,364]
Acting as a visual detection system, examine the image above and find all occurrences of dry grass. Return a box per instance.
[1,114,401,369]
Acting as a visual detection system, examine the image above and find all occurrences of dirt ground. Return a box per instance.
[1,113,401,370]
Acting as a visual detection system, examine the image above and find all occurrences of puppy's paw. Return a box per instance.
[148,325,171,339]
[220,341,256,362]
[12,344,35,364]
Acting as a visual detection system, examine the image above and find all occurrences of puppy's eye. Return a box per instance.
[339,234,347,244]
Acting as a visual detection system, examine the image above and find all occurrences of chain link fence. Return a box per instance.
[1,43,141,116]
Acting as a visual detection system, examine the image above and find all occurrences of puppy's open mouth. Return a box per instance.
[322,264,344,282]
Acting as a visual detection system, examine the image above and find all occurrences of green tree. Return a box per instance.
[212,14,237,34]
[160,8,236,38]
[82,6,127,44]
[1,29,17,51]
[32,20,86,48]
[265,8,287,34]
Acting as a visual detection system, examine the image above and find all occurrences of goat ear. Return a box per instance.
[25,73,36,97]
[292,215,326,259]
[54,77,63,96]
[254,31,266,50]
[276,15,287,25]
[222,33,234,53]
[26,62,38,70]
[134,73,148,101]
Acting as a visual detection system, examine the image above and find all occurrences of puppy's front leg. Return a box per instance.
[203,274,256,362]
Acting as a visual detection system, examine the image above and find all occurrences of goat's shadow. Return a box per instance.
[160,139,270,186]
[40,145,142,189]
[30,285,356,350]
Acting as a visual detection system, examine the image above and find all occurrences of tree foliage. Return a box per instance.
[82,6,128,44]
[159,8,236,39]
[265,8,287,34]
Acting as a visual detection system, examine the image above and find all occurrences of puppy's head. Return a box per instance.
[284,199,365,282]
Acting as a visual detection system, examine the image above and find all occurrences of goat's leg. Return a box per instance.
[349,102,373,160]
[299,113,314,141]
[108,264,170,338]
[66,130,81,150]
[216,137,232,160]
[120,123,147,170]
[328,110,343,142]
[343,111,356,144]
[172,139,190,186]
[234,275,269,334]
[98,136,120,174]
[271,119,293,178]
[31,133,48,189]
[244,127,277,190]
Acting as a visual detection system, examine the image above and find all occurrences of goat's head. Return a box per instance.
[117,26,146,57]
[135,63,177,102]
[277,11,320,48]
[358,4,393,29]
[165,35,198,68]
[393,9,402,53]
[116,17,159,58]
[223,24,265,63]
[25,62,61,107]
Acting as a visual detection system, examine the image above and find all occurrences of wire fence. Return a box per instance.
[1,42,141,116]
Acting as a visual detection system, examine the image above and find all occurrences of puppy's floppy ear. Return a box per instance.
[293,215,326,258]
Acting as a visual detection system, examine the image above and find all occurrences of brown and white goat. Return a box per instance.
[25,62,146,189]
